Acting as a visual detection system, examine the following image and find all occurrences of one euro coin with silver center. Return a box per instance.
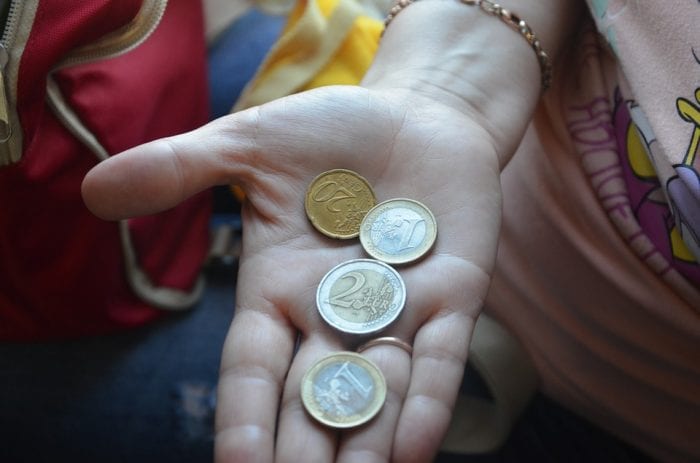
[359,198,437,265]
[316,258,406,335]
[301,352,386,428]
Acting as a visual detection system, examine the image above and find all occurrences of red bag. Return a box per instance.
[0,0,211,340]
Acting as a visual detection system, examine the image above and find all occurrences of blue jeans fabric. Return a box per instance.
[207,8,286,120]
[0,263,236,463]
[0,301,654,463]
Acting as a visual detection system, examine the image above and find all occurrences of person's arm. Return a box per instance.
[364,0,582,164]
[82,2,582,462]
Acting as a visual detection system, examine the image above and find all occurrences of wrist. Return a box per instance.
[361,0,581,162]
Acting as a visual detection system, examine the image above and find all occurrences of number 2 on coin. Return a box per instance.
[329,271,365,308]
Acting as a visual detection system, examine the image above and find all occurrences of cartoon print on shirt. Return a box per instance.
[668,86,700,262]
[570,2,700,296]
[613,88,699,281]
[625,98,699,265]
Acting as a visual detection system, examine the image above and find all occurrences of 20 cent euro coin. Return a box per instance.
[359,198,437,265]
[316,258,406,334]
[301,352,386,428]
[304,169,376,239]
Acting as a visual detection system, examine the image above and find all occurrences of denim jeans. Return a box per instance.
[0,293,653,463]
[0,263,236,463]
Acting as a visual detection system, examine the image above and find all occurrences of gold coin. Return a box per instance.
[359,198,437,265]
[304,169,376,239]
[301,352,386,428]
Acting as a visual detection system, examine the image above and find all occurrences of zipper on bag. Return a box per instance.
[0,0,26,166]
[47,0,168,151]
[52,0,167,71]
[0,44,11,144]
[0,0,168,166]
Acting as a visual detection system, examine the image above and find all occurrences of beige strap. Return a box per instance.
[118,220,206,310]
[46,77,205,312]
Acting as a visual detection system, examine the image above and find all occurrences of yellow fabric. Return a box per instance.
[230,0,382,201]
[232,0,382,112]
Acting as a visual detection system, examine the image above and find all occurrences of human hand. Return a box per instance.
[82,84,503,463]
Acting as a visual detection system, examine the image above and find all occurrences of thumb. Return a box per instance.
[81,114,256,220]
[82,86,386,220]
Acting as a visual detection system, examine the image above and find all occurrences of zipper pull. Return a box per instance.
[0,43,11,143]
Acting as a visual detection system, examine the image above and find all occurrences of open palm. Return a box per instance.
[82,84,503,463]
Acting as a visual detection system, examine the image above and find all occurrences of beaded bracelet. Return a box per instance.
[383,0,552,91]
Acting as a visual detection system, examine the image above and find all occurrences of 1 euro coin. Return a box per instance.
[301,352,386,428]
[359,198,437,265]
